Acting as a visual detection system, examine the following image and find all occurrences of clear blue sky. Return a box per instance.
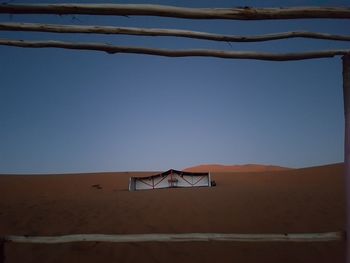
[1,0,350,173]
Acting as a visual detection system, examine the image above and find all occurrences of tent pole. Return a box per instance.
[343,55,350,263]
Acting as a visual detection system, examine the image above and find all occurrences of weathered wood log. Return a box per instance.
[343,55,350,263]
[1,22,350,43]
[0,38,349,61]
[0,4,350,20]
[3,232,344,244]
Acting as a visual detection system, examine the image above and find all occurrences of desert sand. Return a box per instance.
[0,163,345,263]
[185,163,291,173]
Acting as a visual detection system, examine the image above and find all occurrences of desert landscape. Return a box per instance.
[0,163,345,262]
[1,2,349,262]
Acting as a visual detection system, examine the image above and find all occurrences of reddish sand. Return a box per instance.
[185,163,291,172]
[0,163,345,263]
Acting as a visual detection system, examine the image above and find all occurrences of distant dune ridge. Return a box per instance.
[0,162,345,262]
[184,163,292,173]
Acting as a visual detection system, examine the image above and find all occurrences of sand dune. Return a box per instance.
[0,163,345,262]
[184,163,291,173]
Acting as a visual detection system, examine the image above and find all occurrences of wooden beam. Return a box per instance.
[0,39,349,61]
[1,22,350,43]
[4,232,344,244]
[0,4,350,20]
[343,55,350,263]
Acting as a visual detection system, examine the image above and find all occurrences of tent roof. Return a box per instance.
[131,169,208,180]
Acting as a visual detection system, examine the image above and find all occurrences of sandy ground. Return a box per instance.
[185,163,291,172]
[0,163,345,262]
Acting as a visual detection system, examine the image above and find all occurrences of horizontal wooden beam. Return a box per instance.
[1,22,350,43]
[0,38,349,61]
[0,4,349,20]
[4,232,344,243]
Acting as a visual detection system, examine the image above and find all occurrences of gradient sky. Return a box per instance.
[1,0,350,173]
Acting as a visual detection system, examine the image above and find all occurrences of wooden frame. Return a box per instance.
[0,3,349,262]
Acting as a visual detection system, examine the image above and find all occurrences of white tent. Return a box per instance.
[129,169,212,191]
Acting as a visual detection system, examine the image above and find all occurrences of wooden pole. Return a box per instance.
[0,38,349,61]
[0,4,349,20]
[1,22,350,43]
[3,232,344,244]
[344,55,350,263]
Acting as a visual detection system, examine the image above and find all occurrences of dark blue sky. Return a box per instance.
[1,0,350,173]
